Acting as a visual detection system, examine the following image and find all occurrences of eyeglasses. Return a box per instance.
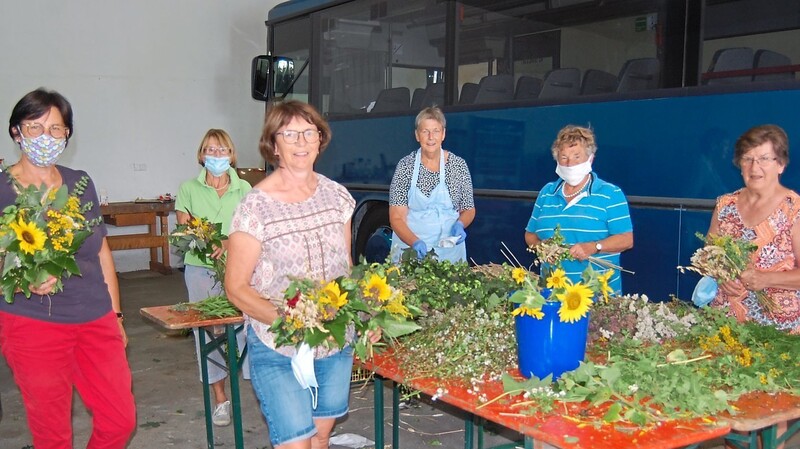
[203,147,231,155]
[418,129,443,138]
[19,123,69,139]
[275,129,321,144]
[741,156,778,166]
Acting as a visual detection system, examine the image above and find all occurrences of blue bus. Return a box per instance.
[251,0,800,300]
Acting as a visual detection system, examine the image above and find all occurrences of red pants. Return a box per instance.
[0,311,136,449]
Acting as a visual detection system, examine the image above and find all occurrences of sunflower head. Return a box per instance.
[546,268,569,289]
[362,274,392,302]
[511,267,528,285]
[321,280,348,309]
[512,305,545,319]
[555,282,594,323]
[597,269,615,302]
[10,218,47,255]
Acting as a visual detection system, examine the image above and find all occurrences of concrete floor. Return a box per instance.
[0,270,794,449]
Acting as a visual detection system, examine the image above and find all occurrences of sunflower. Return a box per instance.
[597,269,615,302]
[512,267,528,284]
[321,281,348,309]
[546,268,569,289]
[555,282,594,323]
[362,274,392,301]
[10,218,47,255]
[512,305,545,319]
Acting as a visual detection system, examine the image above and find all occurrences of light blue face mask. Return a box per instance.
[691,276,718,308]
[291,343,319,409]
[204,156,231,177]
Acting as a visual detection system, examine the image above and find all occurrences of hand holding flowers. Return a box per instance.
[0,174,99,303]
[169,215,227,286]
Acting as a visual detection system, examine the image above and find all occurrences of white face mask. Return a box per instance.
[555,157,593,186]
[291,343,319,409]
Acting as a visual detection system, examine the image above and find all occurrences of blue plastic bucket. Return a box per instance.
[514,299,589,380]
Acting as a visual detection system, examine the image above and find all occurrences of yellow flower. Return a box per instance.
[556,282,594,323]
[512,305,544,319]
[546,268,569,289]
[10,218,47,255]
[362,274,391,301]
[512,267,527,285]
[597,269,615,302]
[321,281,348,309]
[384,298,412,318]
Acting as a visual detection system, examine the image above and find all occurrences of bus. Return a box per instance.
[251,0,800,300]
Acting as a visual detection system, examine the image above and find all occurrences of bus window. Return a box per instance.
[317,0,445,116]
[272,16,311,102]
[701,0,799,85]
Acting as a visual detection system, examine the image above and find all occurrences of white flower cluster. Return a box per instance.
[432,387,449,401]
[522,385,565,399]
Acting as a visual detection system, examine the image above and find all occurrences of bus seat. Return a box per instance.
[753,49,794,82]
[580,69,617,95]
[410,88,426,111]
[539,68,581,99]
[370,87,410,113]
[420,83,445,108]
[704,47,753,85]
[616,58,660,92]
[473,74,514,104]
[514,76,543,100]
[459,82,479,104]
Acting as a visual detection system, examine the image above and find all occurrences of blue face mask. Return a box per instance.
[204,156,231,177]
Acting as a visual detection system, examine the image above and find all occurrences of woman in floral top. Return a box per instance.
[225,101,373,449]
[708,124,800,334]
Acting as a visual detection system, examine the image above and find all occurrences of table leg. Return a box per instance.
[393,382,400,448]
[374,377,384,449]
[464,414,474,449]
[226,324,244,449]
[199,330,215,449]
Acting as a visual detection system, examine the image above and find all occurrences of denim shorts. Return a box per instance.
[247,331,353,446]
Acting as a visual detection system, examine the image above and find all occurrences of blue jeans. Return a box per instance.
[247,331,353,446]
[184,264,249,383]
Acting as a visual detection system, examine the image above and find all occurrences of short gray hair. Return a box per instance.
[415,106,446,129]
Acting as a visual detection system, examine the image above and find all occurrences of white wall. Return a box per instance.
[0,0,282,271]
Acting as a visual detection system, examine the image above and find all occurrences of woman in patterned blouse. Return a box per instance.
[708,124,800,334]
[388,106,475,262]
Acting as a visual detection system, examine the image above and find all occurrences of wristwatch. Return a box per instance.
[595,242,603,253]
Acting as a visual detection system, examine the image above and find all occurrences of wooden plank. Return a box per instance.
[140,305,243,330]
[104,212,155,227]
[107,234,165,250]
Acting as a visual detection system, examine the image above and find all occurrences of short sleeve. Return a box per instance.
[175,179,193,215]
[230,193,266,242]
[447,155,474,211]
[605,186,633,235]
[389,154,415,206]
[333,181,356,223]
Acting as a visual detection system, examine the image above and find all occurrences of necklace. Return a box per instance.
[212,178,230,191]
[562,177,589,199]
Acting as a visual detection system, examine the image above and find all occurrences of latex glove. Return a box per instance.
[412,240,428,259]
[450,221,467,244]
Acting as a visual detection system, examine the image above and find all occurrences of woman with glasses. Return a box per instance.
[174,129,251,426]
[707,125,800,334]
[225,100,376,449]
[389,106,475,262]
[524,125,633,293]
[0,88,135,447]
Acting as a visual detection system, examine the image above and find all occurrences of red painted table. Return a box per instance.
[358,351,798,449]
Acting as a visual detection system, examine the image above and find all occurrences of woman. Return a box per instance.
[0,89,135,448]
[175,129,251,427]
[708,124,800,334]
[524,125,633,292]
[389,106,475,262]
[225,100,369,449]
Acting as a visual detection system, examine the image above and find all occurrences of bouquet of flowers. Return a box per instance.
[508,264,613,323]
[168,215,226,286]
[0,175,100,303]
[678,233,777,312]
[270,261,421,361]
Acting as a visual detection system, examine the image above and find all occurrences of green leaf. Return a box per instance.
[602,402,623,423]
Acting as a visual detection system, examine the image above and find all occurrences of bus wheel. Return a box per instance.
[355,206,392,263]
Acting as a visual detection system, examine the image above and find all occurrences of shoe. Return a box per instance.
[212,400,231,427]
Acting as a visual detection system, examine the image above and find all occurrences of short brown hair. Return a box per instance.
[734,124,789,168]
[196,129,238,167]
[259,100,331,167]
[551,125,597,160]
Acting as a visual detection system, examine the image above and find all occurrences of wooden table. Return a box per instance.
[140,306,246,449]
[357,351,798,449]
[102,201,174,274]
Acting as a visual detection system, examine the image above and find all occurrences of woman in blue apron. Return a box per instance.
[389,107,476,263]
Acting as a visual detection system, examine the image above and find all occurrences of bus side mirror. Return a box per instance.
[251,55,272,101]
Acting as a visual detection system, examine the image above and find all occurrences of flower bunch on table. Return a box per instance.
[678,232,777,312]
[270,261,421,360]
[0,173,99,303]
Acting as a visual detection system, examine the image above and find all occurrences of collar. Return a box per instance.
[555,172,597,196]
